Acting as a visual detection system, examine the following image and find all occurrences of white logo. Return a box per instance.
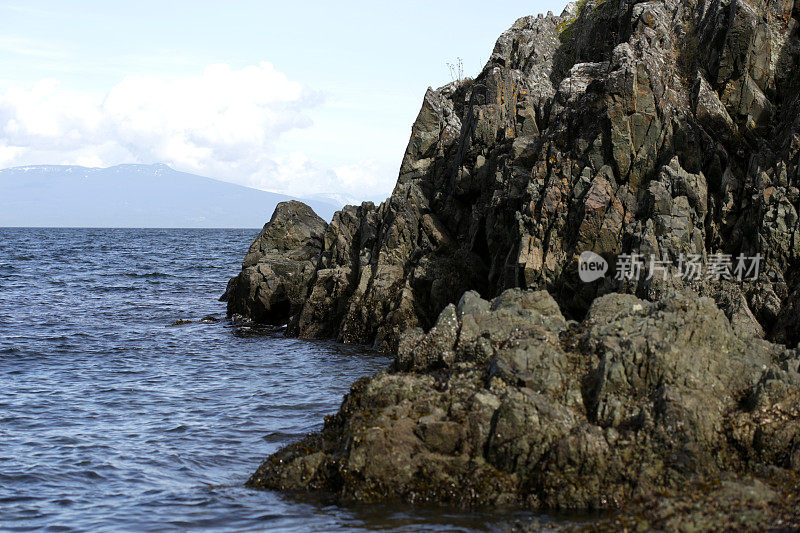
[579,251,608,282]
[577,250,761,283]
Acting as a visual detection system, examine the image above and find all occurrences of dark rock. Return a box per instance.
[248,290,800,518]
[227,0,800,353]
[167,315,221,326]
[574,471,800,532]
[223,201,326,325]
[237,0,800,526]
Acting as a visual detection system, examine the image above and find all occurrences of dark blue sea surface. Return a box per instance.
[0,228,544,532]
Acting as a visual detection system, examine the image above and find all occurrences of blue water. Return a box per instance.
[0,228,543,532]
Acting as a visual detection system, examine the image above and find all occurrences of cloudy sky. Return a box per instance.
[0,0,565,203]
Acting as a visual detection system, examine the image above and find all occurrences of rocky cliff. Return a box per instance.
[227,0,800,355]
[229,0,800,526]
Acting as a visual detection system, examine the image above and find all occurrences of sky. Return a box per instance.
[0,0,567,203]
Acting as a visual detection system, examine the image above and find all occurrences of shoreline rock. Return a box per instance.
[228,0,800,528]
[567,470,800,531]
[248,289,800,524]
[222,201,326,325]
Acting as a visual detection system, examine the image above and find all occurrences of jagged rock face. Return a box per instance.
[222,201,326,325]
[248,289,800,512]
[234,0,800,522]
[223,0,798,352]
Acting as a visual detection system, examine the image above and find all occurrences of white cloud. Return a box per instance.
[0,62,398,202]
[240,152,397,203]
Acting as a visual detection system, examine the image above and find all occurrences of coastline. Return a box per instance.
[225,0,800,528]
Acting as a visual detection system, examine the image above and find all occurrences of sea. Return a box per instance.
[0,228,549,532]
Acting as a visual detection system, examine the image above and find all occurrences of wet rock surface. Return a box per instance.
[222,201,326,325]
[248,289,800,526]
[568,471,800,531]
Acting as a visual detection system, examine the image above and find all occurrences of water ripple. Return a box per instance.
[0,228,546,532]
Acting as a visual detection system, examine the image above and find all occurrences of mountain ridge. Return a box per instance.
[0,163,340,227]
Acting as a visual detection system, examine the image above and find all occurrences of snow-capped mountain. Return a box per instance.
[0,164,340,227]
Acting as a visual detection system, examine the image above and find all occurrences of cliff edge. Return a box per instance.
[227,0,800,354]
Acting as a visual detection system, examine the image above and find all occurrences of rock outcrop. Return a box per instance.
[222,201,326,325]
[230,0,800,526]
[248,289,800,519]
[225,0,800,354]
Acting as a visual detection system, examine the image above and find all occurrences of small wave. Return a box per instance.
[122,272,175,279]
[94,285,139,293]
[0,472,47,484]
[0,495,39,504]
[50,436,82,446]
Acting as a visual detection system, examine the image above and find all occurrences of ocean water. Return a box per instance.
[0,228,545,532]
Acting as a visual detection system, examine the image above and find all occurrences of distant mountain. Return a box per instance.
[0,164,340,228]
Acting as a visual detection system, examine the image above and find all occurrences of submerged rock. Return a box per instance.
[222,201,327,325]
